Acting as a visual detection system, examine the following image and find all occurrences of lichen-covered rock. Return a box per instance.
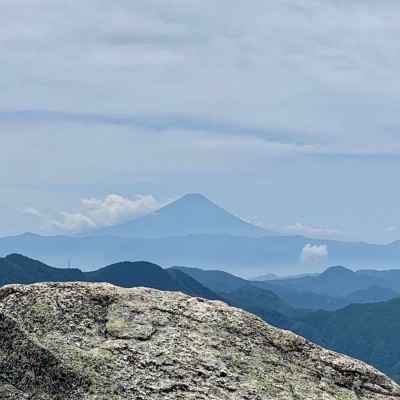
[0,282,399,399]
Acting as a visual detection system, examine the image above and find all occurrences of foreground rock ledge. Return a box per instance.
[0,283,399,400]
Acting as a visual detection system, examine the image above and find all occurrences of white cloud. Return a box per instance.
[29,194,159,234]
[51,212,96,233]
[80,194,158,227]
[300,244,328,269]
[284,223,342,239]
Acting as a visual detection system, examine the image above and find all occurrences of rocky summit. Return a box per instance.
[0,283,399,400]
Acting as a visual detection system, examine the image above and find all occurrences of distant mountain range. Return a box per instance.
[94,193,271,238]
[3,253,400,315]
[263,265,400,297]
[1,253,400,382]
[176,265,400,310]
[0,254,221,301]
[0,253,85,286]
[2,193,400,275]
[4,232,400,276]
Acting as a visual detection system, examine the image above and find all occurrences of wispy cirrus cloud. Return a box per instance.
[283,222,343,239]
[1,0,400,154]
[0,109,317,147]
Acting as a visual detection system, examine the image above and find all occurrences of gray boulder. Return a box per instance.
[0,282,399,399]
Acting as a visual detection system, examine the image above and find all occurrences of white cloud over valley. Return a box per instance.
[300,244,329,269]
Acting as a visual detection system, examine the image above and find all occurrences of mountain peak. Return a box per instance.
[179,193,211,202]
[163,193,220,211]
[94,193,271,239]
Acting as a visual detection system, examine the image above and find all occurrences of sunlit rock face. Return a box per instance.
[0,282,399,400]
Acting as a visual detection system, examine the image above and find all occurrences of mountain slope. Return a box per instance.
[0,253,85,286]
[173,265,350,311]
[0,255,223,302]
[166,268,223,300]
[1,282,399,399]
[223,285,300,329]
[255,266,400,306]
[344,285,399,304]
[357,269,400,292]
[254,280,349,310]
[85,261,180,291]
[172,266,308,327]
[293,297,400,382]
[93,193,270,238]
[171,265,249,293]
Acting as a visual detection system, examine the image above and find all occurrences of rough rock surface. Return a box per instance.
[0,282,399,400]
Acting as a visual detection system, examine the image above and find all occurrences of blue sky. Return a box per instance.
[1,0,400,242]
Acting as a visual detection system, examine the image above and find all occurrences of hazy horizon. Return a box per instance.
[2,190,400,246]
